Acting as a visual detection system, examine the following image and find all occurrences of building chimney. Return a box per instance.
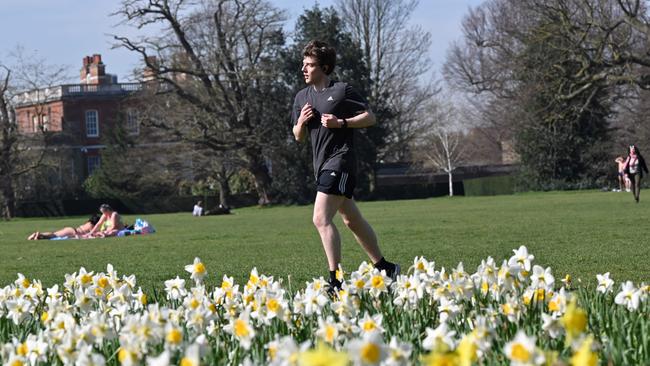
[142,56,158,82]
[80,54,110,85]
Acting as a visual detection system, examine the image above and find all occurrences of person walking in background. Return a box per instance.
[291,40,399,294]
[614,156,630,192]
[624,144,648,203]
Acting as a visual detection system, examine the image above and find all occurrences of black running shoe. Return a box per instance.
[326,279,341,300]
[387,264,401,282]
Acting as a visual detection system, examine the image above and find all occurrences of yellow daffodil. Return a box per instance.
[570,336,598,366]
[298,342,348,366]
[560,298,587,344]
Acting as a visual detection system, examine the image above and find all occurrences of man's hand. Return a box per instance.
[321,113,341,128]
[298,103,314,126]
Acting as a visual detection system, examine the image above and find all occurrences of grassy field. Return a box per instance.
[0,190,648,292]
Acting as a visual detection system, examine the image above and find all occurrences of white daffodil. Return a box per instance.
[224,309,256,349]
[146,350,171,366]
[74,287,97,313]
[24,333,49,365]
[467,315,494,355]
[76,345,107,366]
[164,276,187,301]
[300,287,328,316]
[14,273,31,289]
[356,261,376,276]
[422,322,456,353]
[503,331,545,366]
[76,267,95,289]
[497,259,520,292]
[438,296,460,323]
[477,256,498,282]
[350,271,369,294]
[596,272,614,294]
[508,246,534,276]
[178,343,202,366]
[5,297,34,325]
[410,256,434,277]
[247,267,261,289]
[500,295,523,323]
[258,292,287,324]
[117,341,144,366]
[331,290,360,319]
[366,270,390,297]
[382,336,412,366]
[393,274,424,308]
[347,331,387,366]
[184,257,207,284]
[268,337,310,366]
[357,313,385,335]
[615,281,641,311]
[530,265,555,290]
[541,313,563,339]
[547,287,568,315]
[316,316,341,345]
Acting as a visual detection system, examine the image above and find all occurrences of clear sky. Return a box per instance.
[1,0,483,83]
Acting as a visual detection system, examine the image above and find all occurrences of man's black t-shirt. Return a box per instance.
[292,81,369,179]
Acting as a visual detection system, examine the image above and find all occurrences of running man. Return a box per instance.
[291,40,399,292]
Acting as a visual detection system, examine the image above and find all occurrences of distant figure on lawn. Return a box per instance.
[27,215,101,240]
[614,156,631,192]
[193,201,204,216]
[85,204,125,238]
[205,203,231,216]
[623,144,649,203]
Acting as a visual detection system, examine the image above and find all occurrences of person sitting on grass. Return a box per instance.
[27,214,101,240]
[193,201,204,216]
[85,204,125,238]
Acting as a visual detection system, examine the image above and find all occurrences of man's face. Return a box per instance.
[302,56,326,85]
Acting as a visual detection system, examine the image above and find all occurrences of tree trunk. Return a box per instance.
[1,179,15,220]
[448,171,454,197]
[246,152,272,205]
[218,178,231,208]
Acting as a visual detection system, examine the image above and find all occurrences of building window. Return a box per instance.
[32,115,39,132]
[85,110,99,137]
[42,115,49,131]
[87,155,101,175]
[126,110,139,135]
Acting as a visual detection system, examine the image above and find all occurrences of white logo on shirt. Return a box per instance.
[327,96,334,101]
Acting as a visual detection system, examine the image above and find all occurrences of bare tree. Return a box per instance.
[411,100,466,196]
[0,49,68,219]
[113,0,288,205]
[336,0,439,162]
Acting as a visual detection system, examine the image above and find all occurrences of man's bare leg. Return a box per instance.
[313,192,346,271]
[338,198,383,263]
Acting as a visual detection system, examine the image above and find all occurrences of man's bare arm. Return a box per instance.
[320,110,376,129]
[293,103,314,142]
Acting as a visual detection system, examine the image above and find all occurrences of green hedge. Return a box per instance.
[463,175,515,196]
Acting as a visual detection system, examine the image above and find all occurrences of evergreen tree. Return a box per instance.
[278,5,385,199]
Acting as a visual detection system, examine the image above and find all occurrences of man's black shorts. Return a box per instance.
[317,170,355,199]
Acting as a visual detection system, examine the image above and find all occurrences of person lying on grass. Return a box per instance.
[27,214,101,240]
[84,204,125,238]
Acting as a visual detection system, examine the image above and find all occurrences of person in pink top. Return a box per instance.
[623,144,649,203]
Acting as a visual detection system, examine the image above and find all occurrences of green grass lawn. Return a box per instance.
[0,190,648,293]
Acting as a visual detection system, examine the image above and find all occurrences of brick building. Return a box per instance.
[14,54,143,195]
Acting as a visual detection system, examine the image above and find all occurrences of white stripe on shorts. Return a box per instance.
[339,172,348,194]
